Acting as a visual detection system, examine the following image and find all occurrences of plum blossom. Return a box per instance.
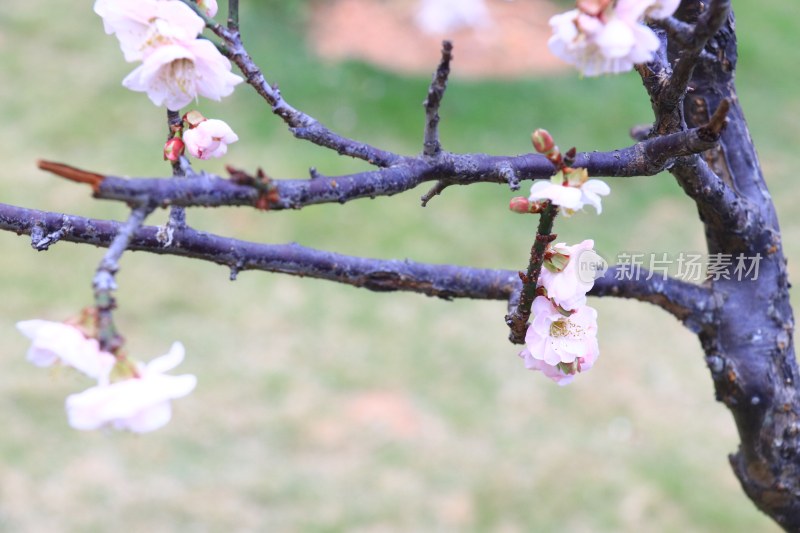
[415,0,490,35]
[94,0,205,62]
[183,118,238,159]
[540,240,598,310]
[525,296,599,367]
[66,342,196,433]
[547,0,679,77]
[519,347,597,386]
[122,39,243,111]
[528,168,610,215]
[16,320,116,383]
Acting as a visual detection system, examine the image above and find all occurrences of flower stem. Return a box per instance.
[505,202,558,344]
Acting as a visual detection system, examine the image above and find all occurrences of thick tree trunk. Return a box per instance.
[676,5,800,529]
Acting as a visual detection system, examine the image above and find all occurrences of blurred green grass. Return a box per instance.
[0,1,797,531]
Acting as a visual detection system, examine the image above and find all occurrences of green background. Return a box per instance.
[1,1,797,531]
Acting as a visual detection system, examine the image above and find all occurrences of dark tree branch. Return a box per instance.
[422,40,453,157]
[0,202,713,327]
[652,0,731,133]
[590,266,715,334]
[37,124,724,212]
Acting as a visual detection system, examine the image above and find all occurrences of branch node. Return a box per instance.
[30,216,72,251]
[698,98,731,140]
[420,180,451,207]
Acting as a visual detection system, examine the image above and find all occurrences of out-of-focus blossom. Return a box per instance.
[415,0,490,34]
[94,0,204,62]
[66,342,196,433]
[17,320,116,383]
[547,0,678,77]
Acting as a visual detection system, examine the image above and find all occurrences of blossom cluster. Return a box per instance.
[95,0,242,111]
[520,240,601,385]
[17,319,195,433]
[548,0,680,77]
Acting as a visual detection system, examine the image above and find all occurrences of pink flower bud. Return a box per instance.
[509,196,531,213]
[183,119,238,160]
[163,137,185,162]
[531,129,555,154]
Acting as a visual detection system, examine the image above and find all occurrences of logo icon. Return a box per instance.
[576,249,608,283]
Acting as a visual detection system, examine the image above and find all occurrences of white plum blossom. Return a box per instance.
[16,320,116,383]
[66,342,196,433]
[122,39,243,111]
[183,118,238,159]
[94,0,205,62]
[540,239,597,310]
[415,0,490,35]
[547,0,679,77]
[528,168,610,215]
[529,180,582,211]
[525,296,599,367]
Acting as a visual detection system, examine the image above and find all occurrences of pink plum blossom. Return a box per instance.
[94,0,205,62]
[540,239,597,310]
[547,0,665,77]
[525,296,599,366]
[519,345,598,385]
[122,39,243,110]
[183,118,238,159]
[66,342,196,433]
[16,320,116,383]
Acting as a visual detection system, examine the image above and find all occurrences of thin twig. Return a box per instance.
[92,206,154,353]
[227,0,239,31]
[177,0,403,168]
[423,41,453,157]
[420,180,450,207]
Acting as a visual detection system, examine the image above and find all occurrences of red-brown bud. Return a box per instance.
[509,196,531,213]
[163,137,185,162]
[531,129,555,154]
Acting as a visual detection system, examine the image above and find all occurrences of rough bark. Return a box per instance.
[662,3,800,529]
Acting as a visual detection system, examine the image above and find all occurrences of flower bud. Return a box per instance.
[182,110,207,128]
[531,129,555,154]
[509,196,531,213]
[163,137,185,162]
